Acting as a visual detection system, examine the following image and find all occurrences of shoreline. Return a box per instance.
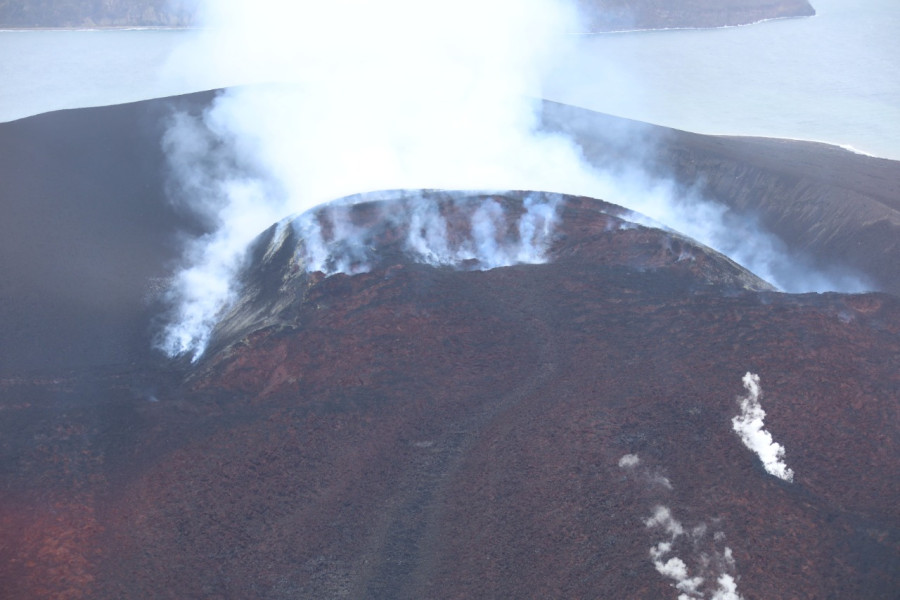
[706,132,884,160]
[558,108,893,161]
[0,87,900,162]
[0,84,892,161]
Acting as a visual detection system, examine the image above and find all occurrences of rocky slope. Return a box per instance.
[1,191,897,599]
[0,94,898,598]
[542,101,900,296]
[0,93,213,374]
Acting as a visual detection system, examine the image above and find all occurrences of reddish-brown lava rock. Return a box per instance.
[0,193,897,599]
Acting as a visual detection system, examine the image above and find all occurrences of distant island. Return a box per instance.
[0,0,815,30]
[0,0,199,28]
[579,0,815,31]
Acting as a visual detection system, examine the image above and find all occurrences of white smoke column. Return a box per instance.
[157,0,872,361]
[158,0,607,359]
[731,372,795,482]
[516,192,561,263]
[710,574,742,600]
[618,453,641,468]
[402,192,563,267]
[272,191,563,276]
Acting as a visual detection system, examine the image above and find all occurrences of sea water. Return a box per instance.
[1,0,898,159]
[0,29,195,121]
[544,0,900,159]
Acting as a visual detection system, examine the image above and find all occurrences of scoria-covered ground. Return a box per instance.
[1,92,899,598]
[1,190,897,599]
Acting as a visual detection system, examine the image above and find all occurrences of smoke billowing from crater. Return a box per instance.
[158,0,873,360]
[295,191,564,275]
[157,0,597,359]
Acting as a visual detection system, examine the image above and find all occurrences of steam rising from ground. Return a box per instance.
[731,373,794,482]
[158,0,598,359]
[295,191,563,275]
[158,0,872,360]
[620,457,744,599]
[645,506,744,600]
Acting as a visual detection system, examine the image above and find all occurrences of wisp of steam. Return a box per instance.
[644,506,744,600]
[158,0,872,360]
[731,372,794,482]
[619,458,744,599]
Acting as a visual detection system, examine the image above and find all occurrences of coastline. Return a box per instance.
[694,131,884,160]
[724,136,879,159]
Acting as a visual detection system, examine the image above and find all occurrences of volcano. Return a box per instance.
[0,96,898,599]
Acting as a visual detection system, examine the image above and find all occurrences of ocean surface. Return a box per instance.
[1,0,898,159]
[544,0,900,159]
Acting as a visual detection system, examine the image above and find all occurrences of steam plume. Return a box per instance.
[618,453,641,468]
[618,452,674,489]
[289,191,563,275]
[645,506,745,600]
[731,372,794,482]
[157,0,602,359]
[158,0,872,360]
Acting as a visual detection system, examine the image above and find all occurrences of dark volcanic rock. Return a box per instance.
[542,101,900,296]
[0,92,215,374]
[1,94,899,598]
[1,192,897,599]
